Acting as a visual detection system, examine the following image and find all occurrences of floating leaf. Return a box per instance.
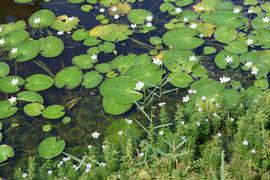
[54,66,83,89]
[82,71,103,89]
[42,105,65,119]
[40,36,64,58]
[38,137,65,159]
[0,145,14,163]
[23,103,44,117]
[28,9,56,29]
[25,74,54,91]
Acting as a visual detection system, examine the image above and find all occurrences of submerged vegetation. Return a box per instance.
[0,0,270,179]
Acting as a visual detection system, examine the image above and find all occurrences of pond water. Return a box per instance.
[0,0,266,177]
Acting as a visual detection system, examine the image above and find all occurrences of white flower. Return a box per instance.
[11,78,19,86]
[88,145,92,149]
[146,22,152,27]
[85,163,92,173]
[138,152,144,158]
[251,149,256,154]
[158,102,166,107]
[205,118,209,122]
[63,157,70,162]
[245,61,253,68]
[91,54,97,60]
[230,118,235,122]
[225,56,233,63]
[118,131,123,135]
[22,173,28,178]
[73,165,77,169]
[183,95,190,102]
[48,170,53,175]
[196,122,200,127]
[11,48,18,54]
[68,16,74,22]
[262,17,270,23]
[33,17,41,24]
[248,9,253,14]
[102,145,106,150]
[125,118,133,124]
[111,6,117,12]
[57,31,64,35]
[217,133,222,137]
[198,6,204,11]
[0,38,5,45]
[175,7,182,14]
[91,131,100,139]
[198,107,202,112]
[159,131,164,136]
[114,14,120,19]
[152,57,162,65]
[8,97,17,104]
[100,162,106,167]
[233,8,241,14]
[130,24,137,29]
[246,38,253,45]
[181,121,185,124]
[201,96,206,100]
[251,67,258,75]
[135,81,144,91]
[213,112,218,117]
[181,136,186,140]
[189,55,197,61]
[199,33,204,38]
[242,140,249,146]
[146,15,153,22]
[188,89,197,94]
[99,8,105,13]
[183,17,188,22]
[219,76,231,83]
[190,23,197,29]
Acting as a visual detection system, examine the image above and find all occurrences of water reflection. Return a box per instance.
[0,0,41,23]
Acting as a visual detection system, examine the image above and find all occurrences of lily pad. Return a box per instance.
[28,9,56,29]
[38,137,65,159]
[23,103,45,117]
[42,105,65,119]
[25,74,54,91]
[40,36,64,58]
[54,66,83,89]
[0,100,18,119]
[127,9,153,25]
[0,62,10,78]
[103,97,133,115]
[82,71,103,89]
[17,91,44,104]
[0,145,14,163]
[168,72,193,88]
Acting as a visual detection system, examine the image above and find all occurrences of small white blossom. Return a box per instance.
[11,48,18,54]
[91,131,100,139]
[246,38,253,45]
[248,9,253,14]
[198,6,204,11]
[91,54,97,60]
[225,56,233,63]
[33,17,41,24]
[130,24,137,29]
[22,173,28,178]
[102,145,106,150]
[183,17,188,22]
[8,96,17,104]
[57,31,64,35]
[189,55,197,61]
[111,6,117,12]
[158,102,166,107]
[152,57,163,65]
[118,131,123,135]
[201,96,206,100]
[217,133,222,137]
[196,122,200,127]
[11,78,19,86]
[199,33,204,38]
[251,149,256,154]
[198,107,202,112]
[219,76,231,83]
[242,140,249,146]
[68,16,74,22]
[230,118,235,122]
[146,15,153,22]
[233,8,241,14]
[138,152,144,158]
[175,7,182,14]
[146,22,152,27]
[181,136,187,140]
[251,67,258,75]
[190,23,197,29]
[183,95,190,103]
[100,162,106,167]
[125,118,133,124]
[48,170,53,175]
[245,61,253,68]
[135,81,144,91]
[213,112,218,117]
[159,131,164,136]
[0,38,5,45]
[99,8,105,13]
[114,14,120,19]
[188,89,197,94]
[181,121,185,124]
[88,145,92,149]
[262,17,270,23]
